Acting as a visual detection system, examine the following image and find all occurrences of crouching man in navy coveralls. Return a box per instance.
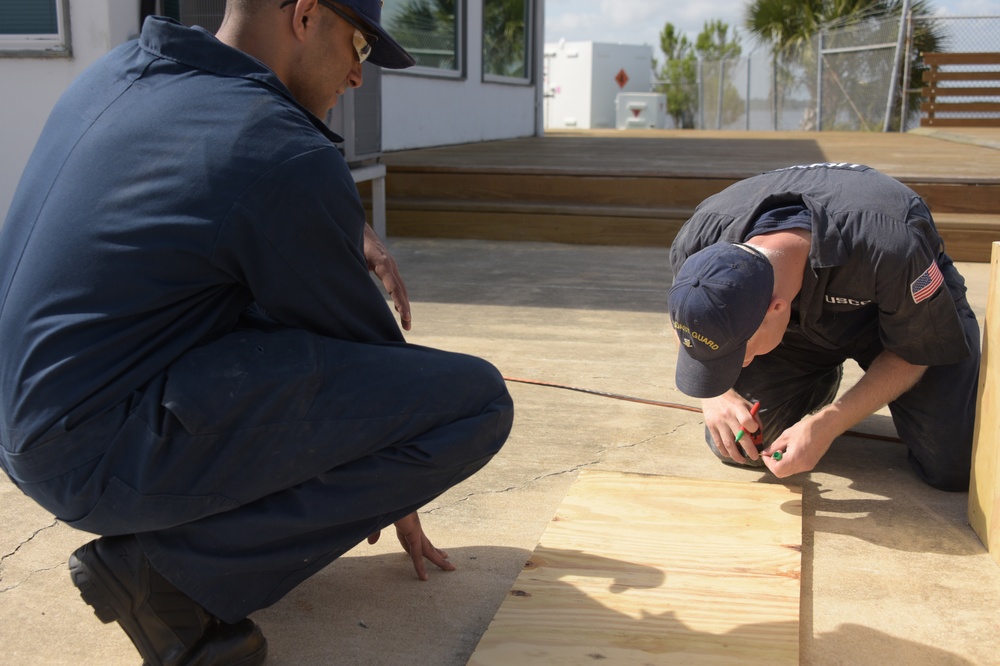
[0,2,513,664]
[668,163,979,492]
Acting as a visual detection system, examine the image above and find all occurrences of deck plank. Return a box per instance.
[469,471,802,666]
[384,129,1000,182]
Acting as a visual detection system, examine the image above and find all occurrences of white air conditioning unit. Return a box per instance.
[615,93,667,130]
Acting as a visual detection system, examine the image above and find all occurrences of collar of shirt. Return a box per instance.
[138,16,343,144]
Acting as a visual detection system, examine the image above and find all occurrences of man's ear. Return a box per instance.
[769,296,788,314]
[289,0,320,41]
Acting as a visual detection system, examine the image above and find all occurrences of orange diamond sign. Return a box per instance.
[615,68,629,88]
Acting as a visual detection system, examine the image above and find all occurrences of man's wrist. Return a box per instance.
[807,405,850,441]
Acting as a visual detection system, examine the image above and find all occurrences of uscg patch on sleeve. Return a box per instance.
[910,261,943,303]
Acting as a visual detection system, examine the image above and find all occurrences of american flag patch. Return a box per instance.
[910,261,943,303]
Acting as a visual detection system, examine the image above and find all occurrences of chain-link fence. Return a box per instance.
[691,13,999,132]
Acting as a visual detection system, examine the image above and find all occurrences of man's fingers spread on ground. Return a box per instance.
[410,547,429,580]
[431,549,456,572]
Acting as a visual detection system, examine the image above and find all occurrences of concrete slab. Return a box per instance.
[1,238,998,665]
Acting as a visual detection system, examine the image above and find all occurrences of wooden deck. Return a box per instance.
[373,128,1000,262]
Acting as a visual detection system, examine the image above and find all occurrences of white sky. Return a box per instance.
[544,0,1000,56]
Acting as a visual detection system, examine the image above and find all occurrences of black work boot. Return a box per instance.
[69,535,267,666]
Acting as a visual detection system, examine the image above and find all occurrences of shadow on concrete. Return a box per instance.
[252,546,533,665]
[732,414,981,558]
[390,239,671,314]
[800,438,981,558]
[810,623,975,666]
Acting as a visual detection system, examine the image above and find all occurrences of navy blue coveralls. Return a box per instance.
[0,18,513,621]
[669,163,980,491]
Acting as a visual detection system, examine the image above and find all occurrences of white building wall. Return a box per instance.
[382,74,538,151]
[381,0,540,151]
[0,0,140,223]
[543,41,595,130]
[544,41,653,130]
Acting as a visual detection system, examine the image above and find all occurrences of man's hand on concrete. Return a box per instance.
[366,512,455,580]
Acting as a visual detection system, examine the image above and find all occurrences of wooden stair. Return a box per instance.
[361,132,1000,262]
[381,170,724,248]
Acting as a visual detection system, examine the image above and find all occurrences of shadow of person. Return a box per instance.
[465,546,973,666]
[811,623,976,666]
[470,546,795,664]
[791,429,984,558]
[251,545,535,665]
[737,413,982,558]
[249,534,980,666]
[727,423,993,666]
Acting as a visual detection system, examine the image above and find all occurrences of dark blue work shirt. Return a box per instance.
[669,163,971,366]
[0,18,402,469]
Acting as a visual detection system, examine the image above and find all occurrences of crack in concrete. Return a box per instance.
[426,465,597,514]
[0,520,60,592]
[0,520,59,567]
[427,429,680,515]
[602,430,675,453]
[0,561,65,593]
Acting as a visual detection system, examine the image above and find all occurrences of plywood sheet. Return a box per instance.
[969,241,1000,565]
[469,471,802,665]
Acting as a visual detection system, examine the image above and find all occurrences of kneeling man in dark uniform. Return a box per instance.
[668,163,979,491]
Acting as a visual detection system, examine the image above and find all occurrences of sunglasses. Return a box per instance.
[279,0,378,63]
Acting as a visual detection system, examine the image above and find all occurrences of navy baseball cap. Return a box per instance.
[335,0,415,69]
[668,242,774,398]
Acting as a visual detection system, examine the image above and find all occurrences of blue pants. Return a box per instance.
[708,284,980,491]
[15,319,513,622]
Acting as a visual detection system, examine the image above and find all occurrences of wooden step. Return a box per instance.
[934,213,1000,263]
[376,196,1000,262]
[379,169,999,216]
[911,182,1000,216]
[385,205,686,247]
[389,197,693,220]
[385,171,733,209]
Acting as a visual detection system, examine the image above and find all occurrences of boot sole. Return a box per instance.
[69,542,165,664]
[69,543,268,666]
